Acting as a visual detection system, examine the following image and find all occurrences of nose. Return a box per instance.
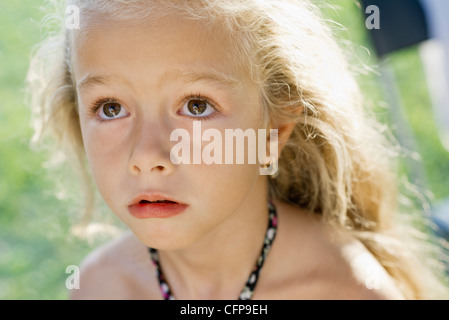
[128,119,176,177]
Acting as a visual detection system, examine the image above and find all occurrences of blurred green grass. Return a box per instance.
[1,0,448,299]
[0,0,95,299]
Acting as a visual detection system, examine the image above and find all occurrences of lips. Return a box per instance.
[131,193,182,205]
[128,193,188,219]
[139,199,177,204]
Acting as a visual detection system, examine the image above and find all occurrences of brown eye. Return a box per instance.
[187,99,208,115]
[179,97,216,118]
[98,101,129,120]
[103,103,121,118]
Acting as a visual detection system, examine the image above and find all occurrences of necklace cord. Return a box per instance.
[148,201,278,300]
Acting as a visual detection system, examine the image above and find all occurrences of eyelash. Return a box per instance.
[89,97,117,116]
[89,93,222,120]
[179,93,221,120]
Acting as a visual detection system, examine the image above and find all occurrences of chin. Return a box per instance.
[130,225,198,251]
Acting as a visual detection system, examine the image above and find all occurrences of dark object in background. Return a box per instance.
[361,0,449,258]
[361,0,429,57]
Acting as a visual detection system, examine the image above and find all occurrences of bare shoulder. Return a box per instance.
[69,230,160,300]
[321,228,405,300]
[260,199,405,300]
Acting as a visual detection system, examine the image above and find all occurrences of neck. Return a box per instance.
[157,178,270,300]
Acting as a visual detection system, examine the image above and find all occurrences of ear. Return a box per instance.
[278,121,296,153]
[268,121,296,155]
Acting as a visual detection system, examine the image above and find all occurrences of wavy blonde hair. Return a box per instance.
[28,0,449,299]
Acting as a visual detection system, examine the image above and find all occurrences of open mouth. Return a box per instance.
[128,194,187,219]
[139,199,178,204]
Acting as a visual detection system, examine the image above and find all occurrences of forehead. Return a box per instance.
[71,9,252,91]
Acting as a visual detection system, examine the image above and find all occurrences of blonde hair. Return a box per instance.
[28,0,449,299]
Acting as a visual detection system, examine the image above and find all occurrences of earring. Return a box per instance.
[259,155,279,178]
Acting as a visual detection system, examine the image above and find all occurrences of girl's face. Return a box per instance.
[73,11,268,249]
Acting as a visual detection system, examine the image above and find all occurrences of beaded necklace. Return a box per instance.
[148,201,278,300]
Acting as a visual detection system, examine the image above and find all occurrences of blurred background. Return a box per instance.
[1,0,449,299]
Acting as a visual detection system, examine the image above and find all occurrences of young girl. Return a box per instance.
[28,0,449,299]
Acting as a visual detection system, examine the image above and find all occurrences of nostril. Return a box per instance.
[130,164,167,175]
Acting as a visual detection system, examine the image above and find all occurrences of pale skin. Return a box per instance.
[70,10,404,300]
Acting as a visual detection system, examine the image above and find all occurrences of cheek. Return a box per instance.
[78,113,97,158]
[79,121,128,194]
[191,162,260,209]
[79,123,104,172]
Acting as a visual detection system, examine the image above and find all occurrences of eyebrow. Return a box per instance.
[77,69,241,93]
[160,69,241,89]
[77,74,113,92]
